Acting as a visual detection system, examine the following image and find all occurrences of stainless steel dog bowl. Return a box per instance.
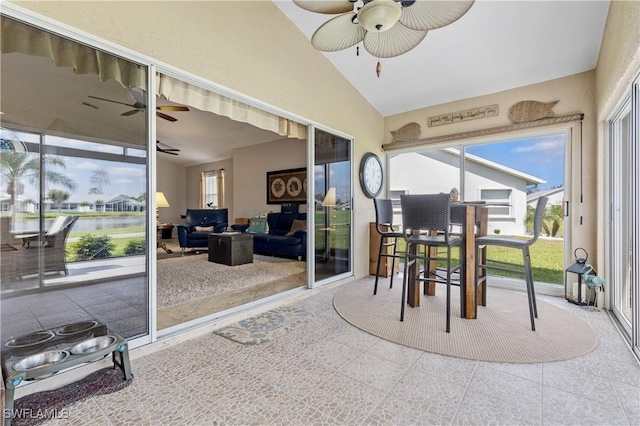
[4,330,56,348]
[70,335,116,355]
[56,320,99,336]
[13,350,70,372]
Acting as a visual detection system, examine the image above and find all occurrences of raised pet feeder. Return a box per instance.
[1,320,132,426]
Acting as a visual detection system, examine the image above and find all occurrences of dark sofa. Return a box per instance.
[177,208,228,255]
[234,212,307,261]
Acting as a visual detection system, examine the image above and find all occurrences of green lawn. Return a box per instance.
[396,236,564,285]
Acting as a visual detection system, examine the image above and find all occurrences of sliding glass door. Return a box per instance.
[313,128,352,284]
[607,74,639,357]
[390,132,569,287]
[1,16,150,341]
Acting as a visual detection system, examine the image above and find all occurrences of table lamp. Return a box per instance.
[156,192,170,225]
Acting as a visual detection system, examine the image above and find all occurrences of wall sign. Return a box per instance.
[428,104,499,127]
[266,167,307,204]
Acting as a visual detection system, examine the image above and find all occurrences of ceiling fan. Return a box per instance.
[156,140,180,155]
[88,87,189,122]
[293,0,474,62]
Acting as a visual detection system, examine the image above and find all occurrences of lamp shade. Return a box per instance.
[322,187,336,208]
[156,192,170,208]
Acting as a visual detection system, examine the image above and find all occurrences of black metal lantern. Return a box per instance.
[565,248,594,306]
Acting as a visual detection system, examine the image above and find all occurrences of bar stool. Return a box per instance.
[373,198,405,295]
[400,194,461,332]
[475,196,548,331]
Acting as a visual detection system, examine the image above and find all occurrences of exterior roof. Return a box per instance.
[428,148,546,185]
[527,187,564,203]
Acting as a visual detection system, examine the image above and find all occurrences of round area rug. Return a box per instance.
[333,278,597,363]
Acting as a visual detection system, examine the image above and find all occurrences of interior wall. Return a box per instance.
[384,71,597,268]
[156,157,187,225]
[186,159,234,220]
[232,138,306,219]
[12,0,384,280]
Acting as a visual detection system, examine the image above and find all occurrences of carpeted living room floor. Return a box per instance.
[157,239,307,330]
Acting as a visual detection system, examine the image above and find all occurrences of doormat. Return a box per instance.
[214,306,314,345]
[12,368,133,426]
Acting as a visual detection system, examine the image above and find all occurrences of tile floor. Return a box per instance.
[32,279,640,425]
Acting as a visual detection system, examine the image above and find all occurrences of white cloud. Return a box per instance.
[114,178,133,184]
[107,166,145,177]
[75,161,99,170]
[512,137,564,155]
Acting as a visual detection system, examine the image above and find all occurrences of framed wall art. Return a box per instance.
[266,167,307,204]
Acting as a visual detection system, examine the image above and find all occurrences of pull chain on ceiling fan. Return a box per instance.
[88,87,190,122]
[293,0,474,76]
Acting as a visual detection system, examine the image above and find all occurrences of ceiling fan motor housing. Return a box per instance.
[358,0,402,32]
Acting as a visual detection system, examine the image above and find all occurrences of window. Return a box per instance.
[201,169,224,208]
[479,188,512,217]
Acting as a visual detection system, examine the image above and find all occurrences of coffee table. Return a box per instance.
[208,232,253,266]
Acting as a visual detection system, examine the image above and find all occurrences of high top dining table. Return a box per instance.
[406,202,489,319]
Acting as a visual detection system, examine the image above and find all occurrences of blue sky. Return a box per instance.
[465,134,565,189]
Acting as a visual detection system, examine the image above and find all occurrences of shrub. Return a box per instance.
[493,229,501,235]
[124,239,146,255]
[70,234,115,261]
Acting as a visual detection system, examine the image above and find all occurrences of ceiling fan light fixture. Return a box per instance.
[358,0,401,33]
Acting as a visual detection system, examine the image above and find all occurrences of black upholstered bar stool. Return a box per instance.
[400,194,461,333]
[373,199,405,295]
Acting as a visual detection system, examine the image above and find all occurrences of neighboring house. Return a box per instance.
[390,149,545,235]
[527,187,564,208]
[46,194,145,213]
[1,193,144,213]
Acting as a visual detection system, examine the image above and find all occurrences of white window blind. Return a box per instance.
[479,188,512,217]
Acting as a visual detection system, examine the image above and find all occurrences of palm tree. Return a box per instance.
[47,189,70,211]
[88,187,101,194]
[0,151,76,219]
[545,204,563,237]
[90,168,110,194]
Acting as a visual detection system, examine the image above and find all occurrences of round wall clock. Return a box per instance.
[359,152,383,198]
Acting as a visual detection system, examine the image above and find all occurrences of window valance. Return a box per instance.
[157,74,307,140]
[1,16,146,89]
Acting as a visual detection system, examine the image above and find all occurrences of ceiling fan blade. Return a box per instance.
[156,111,177,122]
[157,146,179,155]
[157,105,190,112]
[311,13,365,52]
[293,0,354,14]
[399,0,475,31]
[88,95,134,108]
[363,23,427,58]
[129,87,147,105]
[121,109,140,117]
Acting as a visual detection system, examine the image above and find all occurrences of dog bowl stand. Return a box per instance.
[2,325,131,426]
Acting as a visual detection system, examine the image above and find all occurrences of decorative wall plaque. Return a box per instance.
[428,104,499,127]
[266,167,307,204]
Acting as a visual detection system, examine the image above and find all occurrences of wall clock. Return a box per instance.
[359,152,383,198]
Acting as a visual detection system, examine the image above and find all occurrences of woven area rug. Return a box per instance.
[12,368,132,426]
[334,278,598,363]
[215,306,314,345]
[157,254,306,309]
